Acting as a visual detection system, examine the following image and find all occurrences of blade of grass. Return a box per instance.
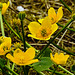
[52,42,75,56]
[60,0,72,13]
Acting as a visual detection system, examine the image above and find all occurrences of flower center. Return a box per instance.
[51,17,56,24]
[41,29,47,37]
[51,17,54,21]
[3,46,8,51]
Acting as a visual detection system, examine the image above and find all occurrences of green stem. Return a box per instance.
[5,65,18,75]
[35,19,74,59]
[7,59,11,74]
[58,65,74,75]
[52,65,58,75]
[50,19,74,42]
[52,42,75,56]
[15,25,23,40]
[47,69,65,75]
[22,66,27,75]
[60,0,72,13]
[0,11,5,36]
[7,59,10,69]
[12,63,15,71]
[21,20,26,51]
[57,23,75,32]
[2,16,20,38]
[2,16,32,48]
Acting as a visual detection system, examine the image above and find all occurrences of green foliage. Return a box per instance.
[32,57,53,72]
[0,58,6,68]
[71,65,75,73]
[41,48,52,57]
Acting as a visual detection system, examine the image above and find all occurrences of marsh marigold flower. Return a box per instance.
[28,17,58,40]
[6,47,39,66]
[50,53,69,65]
[0,36,11,55]
[38,7,63,24]
[0,1,9,14]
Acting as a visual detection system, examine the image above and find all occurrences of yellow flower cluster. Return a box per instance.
[0,36,38,66]
[0,3,69,67]
[28,7,63,40]
[0,1,9,14]
[0,36,11,55]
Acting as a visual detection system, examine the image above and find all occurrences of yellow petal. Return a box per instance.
[24,47,35,61]
[54,53,59,59]
[28,34,51,40]
[24,59,39,65]
[42,17,51,27]
[56,7,63,23]
[2,1,9,14]
[6,54,15,62]
[3,37,11,49]
[28,34,41,40]
[59,53,64,58]
[28,22,41,36]
[59,60,66,65]
[51,23,58,35]
[38,19,44,23]
[50,53,53,59]
[64,55,69,61]
[13,48,24,58]
[16,59,39,66]
[0,49,5,55]
[48,7,56,24]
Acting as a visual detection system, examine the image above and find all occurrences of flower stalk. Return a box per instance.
[52,42,75,56]
[60,0,72,13]
[18,11,26,51]
[58,65,74,75]
[5,65,18,75]
[0,4,5,36]
[57,23,75,32]
[21,20,26,51]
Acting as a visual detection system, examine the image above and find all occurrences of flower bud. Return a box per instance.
[18,11,25,20]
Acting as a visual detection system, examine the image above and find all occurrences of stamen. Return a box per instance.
[51,17,54,21]
[41,29,47,37]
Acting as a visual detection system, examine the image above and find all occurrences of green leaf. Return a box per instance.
[32,57,54,72]
[0,58,6,68]
[71,65,75,72]
[41,48,52,57]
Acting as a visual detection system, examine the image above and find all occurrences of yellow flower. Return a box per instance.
[28,17,58,40]
[0,36,11,55]
[38,7,63,24]
[6,47,39,66]
[0,1,9,14]
[14,42,21,49]
[50,53,69,65]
